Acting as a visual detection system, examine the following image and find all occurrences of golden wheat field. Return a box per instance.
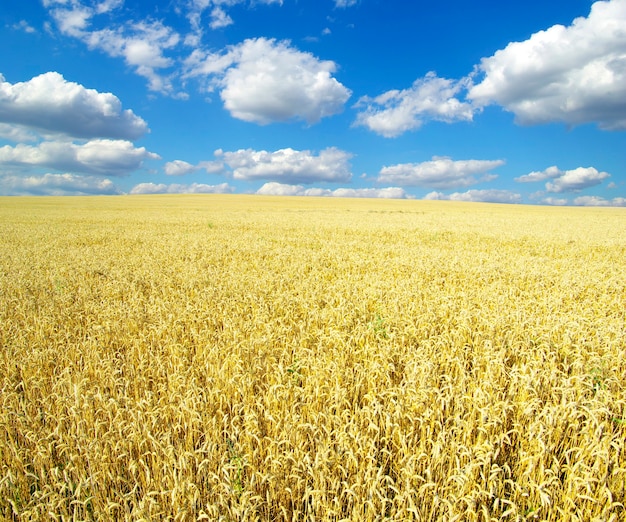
[1,195,625,521]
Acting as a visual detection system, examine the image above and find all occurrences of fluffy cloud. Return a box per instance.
[84,21,180,93]
[517,165,611,193]
[540,196,569,206]
[217,147,352,183]
[256,182,409,198]
[0,123,37,143]
[164,160,197,176]
[164,159,225,175]
[546,167,610,193]
[468,0,626,130]
[354,72,475,137]
[0,72,148,140]
[424,189,522,204]
[377,157,504,188]
[130,182,234,194]
[334,0,358,7]
[0,172,122,196]
[0,139,160,177]
[185,38,351,124]
[572,195,626,206]
[515,166,562,183]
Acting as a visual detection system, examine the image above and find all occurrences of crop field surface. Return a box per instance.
[1,195,625,521]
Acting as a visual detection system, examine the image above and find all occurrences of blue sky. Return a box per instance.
[0,0,624,204]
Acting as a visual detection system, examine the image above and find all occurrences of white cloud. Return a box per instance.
[95,0,124,15]
[334,0,358,7]
[85,21,180,93]
[543,166,610,193]
[0,172,122,196]
[468,0,626,130]
[377,157,504,188]
[424,189,522,204]
[540,196,569,206]
[332,187,409,199]
[45,0,180,94]
[185,38,351,124]
[514,166,562,183]
[516,165,611,194]
[256,182,410,198]
[164,159,225,176]
[198,160,225,174]
[0,123,38,143]
[573,195,626,206]
[217,147,352,183]
[130,182,234,194]
[164,160,198,176]
[354,72,475,137]
[13,21,37,34]
[209,7,234,29]
[0,72,148,140]
[186,0,284,35]
[50,4,93,37]
[0,139,160,177]
[256,182,311,196]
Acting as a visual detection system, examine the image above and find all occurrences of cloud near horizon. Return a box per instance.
[516,165,611,193]
[0,172,122,196]
[424,189,522,204]
[130,182,235,195]
[256,182,409,198]
[217,147,353,184]
[377,157,504,189]
[0,72,148,140]
[0,139,160,177]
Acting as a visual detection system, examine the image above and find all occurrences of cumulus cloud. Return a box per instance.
[0,72,148,140]
[572,195,626,206]
[518,166,611,193]
[217,147,352,183]
[546,167,610,193]
[514,166,562,183]
[256,182,409,198]
[540,196,569,206]
[130,182,234,194]
[164,160,198,176]
[0,172,122,196]
[0,123,38,143]
[468,0,626,130]
[184,38,351,124]
[84,21,180,93]
[354,72,475,137]
[0,139,160,177]
[164,159,225,175]
[517,165,611,194]
[424,189,522,204]
[377,157,504,188]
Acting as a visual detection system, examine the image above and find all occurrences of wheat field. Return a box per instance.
[1,195,624,521]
